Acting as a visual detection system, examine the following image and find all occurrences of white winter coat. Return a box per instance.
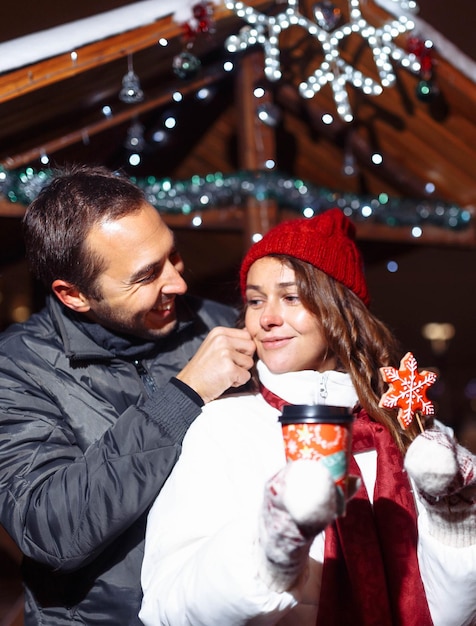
[140,362,476,626]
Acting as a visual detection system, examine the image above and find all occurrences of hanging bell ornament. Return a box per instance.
[119,71,144,104]
[313,1,342,32]
[342,150,357,177]
[172,51,201,80]
[124,121,146,151]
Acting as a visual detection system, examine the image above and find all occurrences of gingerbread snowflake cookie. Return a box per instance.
[379,352,437,430]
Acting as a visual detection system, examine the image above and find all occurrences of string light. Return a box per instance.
[1,167,471,236]
[257,103,281,127]
[152,130,167,143]
[225,0,423,122]
[164,116,177,129]
[196,87,212,101]
[128,153,141,166]
[422,322,455,355]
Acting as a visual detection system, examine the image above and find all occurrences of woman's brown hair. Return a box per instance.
[242,254,422,453]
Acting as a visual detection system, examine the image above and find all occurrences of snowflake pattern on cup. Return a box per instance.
[282,422,351,502]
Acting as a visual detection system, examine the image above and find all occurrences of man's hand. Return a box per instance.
[176,327,256,404]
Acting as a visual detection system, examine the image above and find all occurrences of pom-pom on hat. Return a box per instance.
[240,207,370,306]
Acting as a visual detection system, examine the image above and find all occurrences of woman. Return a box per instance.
[140,208,476,626]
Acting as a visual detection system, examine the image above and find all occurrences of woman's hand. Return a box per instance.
[404,429,476,547]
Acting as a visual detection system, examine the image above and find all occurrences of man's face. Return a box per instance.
[84,202,187,340]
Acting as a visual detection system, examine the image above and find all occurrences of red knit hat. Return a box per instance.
[240,208,370,306]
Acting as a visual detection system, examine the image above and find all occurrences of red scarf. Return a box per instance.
[260,384,433,626]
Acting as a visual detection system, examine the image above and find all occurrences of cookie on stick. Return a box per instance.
[379,352,437,432]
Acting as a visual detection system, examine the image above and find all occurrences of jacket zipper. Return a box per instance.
[133,360,158,397]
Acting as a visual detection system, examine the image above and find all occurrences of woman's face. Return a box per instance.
[244,257,336,374]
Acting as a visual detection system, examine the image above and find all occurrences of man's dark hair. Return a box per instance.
[23,164,146,298]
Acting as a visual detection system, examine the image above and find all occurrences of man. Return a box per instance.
[0,165,255,625]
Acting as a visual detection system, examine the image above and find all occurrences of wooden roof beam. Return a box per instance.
[0,1,269,104]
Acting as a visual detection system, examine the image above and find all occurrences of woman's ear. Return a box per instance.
[51,280,91,313]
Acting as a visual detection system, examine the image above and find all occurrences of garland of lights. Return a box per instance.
[225,0,424,122]
[0,166,471,234]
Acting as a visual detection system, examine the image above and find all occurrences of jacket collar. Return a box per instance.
[47,294,195,362]
[256,360,359,409]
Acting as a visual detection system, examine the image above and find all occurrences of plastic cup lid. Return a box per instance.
[279,404,354,425]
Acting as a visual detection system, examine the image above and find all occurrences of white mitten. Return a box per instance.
[404,429,476,547]
[257,459,338,592]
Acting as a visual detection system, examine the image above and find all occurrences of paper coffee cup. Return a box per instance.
[279,405,354,515]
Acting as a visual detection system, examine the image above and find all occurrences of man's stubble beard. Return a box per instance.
[85,300,179,341]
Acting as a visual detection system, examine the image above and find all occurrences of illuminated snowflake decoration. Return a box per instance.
[379,351,437,429]
[225,0,422,121]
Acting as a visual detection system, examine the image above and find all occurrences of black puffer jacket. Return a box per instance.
[0,294,237,625]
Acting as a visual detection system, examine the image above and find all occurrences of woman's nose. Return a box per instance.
[260,303,283,329]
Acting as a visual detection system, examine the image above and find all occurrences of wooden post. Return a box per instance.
[235,49,279,250]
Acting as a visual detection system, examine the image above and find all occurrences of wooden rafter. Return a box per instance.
[0,7,219,103]
[0,0,475,248]
[1,68,226,170]
[0,1,270,104]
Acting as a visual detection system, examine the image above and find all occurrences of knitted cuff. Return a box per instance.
[257,460,337,591]
[418,488,476,547]
[169,376,204,407]
[405,429,476,547]
[257,504,313,592]
[141,379,202,443]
